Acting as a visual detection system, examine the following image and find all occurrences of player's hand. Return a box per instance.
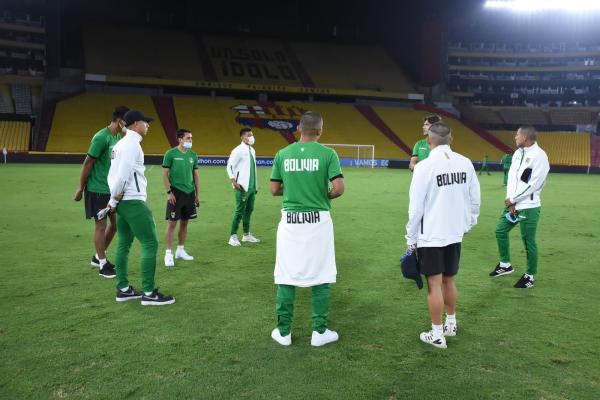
[168,193,176,205]
[73,188,83,201]
[508,204,516,216]
[232,182,242,191]
[195,196,200,207]
[504,198,513,207]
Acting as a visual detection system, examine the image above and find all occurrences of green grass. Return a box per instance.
[1,164,599,399]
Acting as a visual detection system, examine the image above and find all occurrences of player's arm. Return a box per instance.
[270,180,283,196]
[468,165,481,231]
[193,169,200,206]
[409,156,418,171]
[162,167,176,205]
[226,147,242,190]
[328,177,344,199]
[108,146,135,209]
[405,165,427,247]
[74,155,96,201]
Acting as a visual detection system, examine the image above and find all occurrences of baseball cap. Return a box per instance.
[401,250,423,289]
[123,110,153,126]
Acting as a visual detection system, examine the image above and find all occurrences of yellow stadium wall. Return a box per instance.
[47,93,170,155]
[490,131,591,166]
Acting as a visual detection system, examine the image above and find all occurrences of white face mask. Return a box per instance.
[183,141,192,149]
[247,136,255,146]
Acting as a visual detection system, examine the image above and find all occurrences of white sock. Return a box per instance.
[166,249,172,254]
[446,314,456,323]
[144,291,153,296]
[119,286,130,292]
[231,234,237,238]
[177,245,184,251]
[432,324,443,338]
[500,262,511,268]
[95,253,99,260]
[525,274,535,281]
[99,258,107,269]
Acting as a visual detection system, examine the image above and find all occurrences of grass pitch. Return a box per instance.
[0,164,599,399]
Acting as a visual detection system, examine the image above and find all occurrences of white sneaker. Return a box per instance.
[164,252,174,268]
[175,248,194,261]
[311,329,339,347]
[271,328,291,346]
[444,321,457,337]
[419,331,447,349]
[228,234,241,247]
[242,233,260,243]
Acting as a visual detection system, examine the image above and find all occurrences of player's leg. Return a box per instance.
[491,208,518,277]
[442,243,460,337]
[164,220,177,267]
[105,212,117,250]
[272,284,295,345]
[417,247,446,348]
[114,206,135,290]
[310,283,339,347]
[229,189,245,246]
[175,192,195,260]
[514,207,541,288]
[426,274,444,326]
[242,191,260,242]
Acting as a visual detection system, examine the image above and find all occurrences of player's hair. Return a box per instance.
[423,114,442,124]
[240,127,252,137]
[112,106,130,121]
[518,125,537,141]
[428,122,452,145]
[299,111,323,136]
[176,128,191,139]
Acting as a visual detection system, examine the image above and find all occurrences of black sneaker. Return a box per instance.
[91,255,100,268]
[514,274,534,289]
[141,288,175,306]
[489,263,514,277]
[99,264,116,279]
[116,286,142,302]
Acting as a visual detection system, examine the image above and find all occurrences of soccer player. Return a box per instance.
[226,127,260,246]
[409,114,442,171]
[406,122,480,349]
[162,129,199,267]
[107,110,175,305]
[73,105,129,278]
[269,111,345,347]
[489,126,550,289]
[479,154,491,176]
[501,152,512,186]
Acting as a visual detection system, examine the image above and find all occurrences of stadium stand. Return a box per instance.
[490,130,591,166]
[0,83,14,113]
[0,120,30,151]
[290,42,414,92]
[83,24,204,80]
[173,97,410,159]
[46,92,170,154]
[11,83,32,114]
[372,106,505,161]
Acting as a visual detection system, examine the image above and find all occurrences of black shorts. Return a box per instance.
[166,187,197,221]
[417,243,461,277]
[85,190,110,220]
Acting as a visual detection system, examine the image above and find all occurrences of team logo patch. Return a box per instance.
[189,158,193,164]
[170,211,176,219]
[232,103,304,141]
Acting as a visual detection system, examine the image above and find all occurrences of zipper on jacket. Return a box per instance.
[133,172,140,192]
[420,216,424,235]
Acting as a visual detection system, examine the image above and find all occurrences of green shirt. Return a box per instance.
[412,138,430,162]
[86,127,120,194]
[249,150,256,191]
[482,155,489,166]
[502,153,512,170]
[270,141,343,212]
[162,147,199,194]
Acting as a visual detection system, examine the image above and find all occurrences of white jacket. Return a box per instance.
[406,145,481,248]
[108,129,147,204]
[226,142,258,192]
[506,142,550,211]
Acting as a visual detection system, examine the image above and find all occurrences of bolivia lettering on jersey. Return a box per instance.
[286,211,321,224]
[437,171,467,187]
[284,158,319,172]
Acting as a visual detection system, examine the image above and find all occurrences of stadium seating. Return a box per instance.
[0,84,14,113]
[46,92,170,154]
[372,106,505,161]
[290,42,414,92]
[173,97,409,159]
[489,130,591,166]
[0,120,30,151]
[11,84,32,114]
[83,25,204,80]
